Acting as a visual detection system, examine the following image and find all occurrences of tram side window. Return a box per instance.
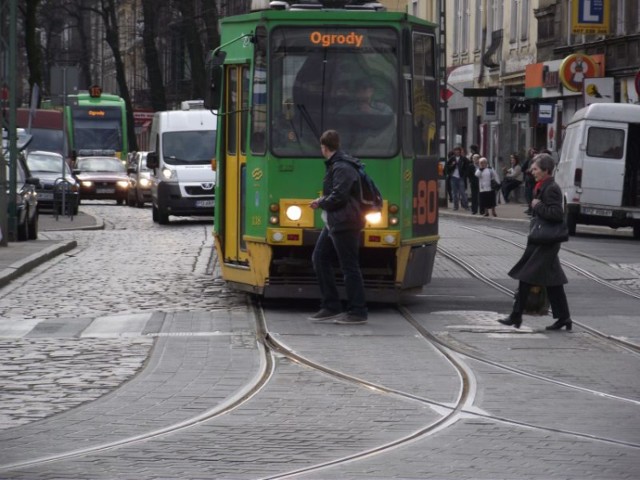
[251,28,268,155]
[412,32,437,157]
[270,27,399,158]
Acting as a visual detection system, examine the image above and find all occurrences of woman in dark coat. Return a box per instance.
[499,153,572,331]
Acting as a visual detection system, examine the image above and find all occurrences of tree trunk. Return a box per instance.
[200,0,220,52]
[23,0,43,105]
[141,0,167,111]
[101,0,137,151]
[176,0,206,100]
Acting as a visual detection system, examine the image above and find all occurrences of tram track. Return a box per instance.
[3,293,639,476]
[444,221,640,354]
[0,321,275,473]
[256,301,640,479]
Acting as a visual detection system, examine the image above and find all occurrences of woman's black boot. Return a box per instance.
[545,318,572,331]
[498,314,522,329]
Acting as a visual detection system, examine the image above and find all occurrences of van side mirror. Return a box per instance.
[204,50,226,110]
[147,151,159,169]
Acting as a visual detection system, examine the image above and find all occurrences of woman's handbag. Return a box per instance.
[514,286,550,316]
[528,217,569,244]
[490,179,501,191]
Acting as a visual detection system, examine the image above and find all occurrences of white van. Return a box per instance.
[555,103,640,239]
[146,105,217,224]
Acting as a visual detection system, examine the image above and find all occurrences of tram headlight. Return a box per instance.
[364,211,382,225]
[285,205,302,221]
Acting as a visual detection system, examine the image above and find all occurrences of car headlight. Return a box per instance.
[81,181,93,187]
[116,180,129,188]
[139,178,151,188]
[285,205,302,221]
[365,211,382,225]
[161,167,176,180]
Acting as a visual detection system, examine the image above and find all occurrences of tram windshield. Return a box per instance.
[71,106,123,152]
[270,27,398,158]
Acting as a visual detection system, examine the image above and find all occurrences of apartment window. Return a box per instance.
[510,0,518,43]
[453,0,460,54]
[412,0,418,17]
[616,0,625,35]
[462,0,469,53]
[475,1,482,51]
[520,0,529,41]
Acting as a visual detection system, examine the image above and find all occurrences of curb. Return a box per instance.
[0,240,78,288]
[41,215,105,233]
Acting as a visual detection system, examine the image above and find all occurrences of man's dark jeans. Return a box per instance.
[312,226,367,318]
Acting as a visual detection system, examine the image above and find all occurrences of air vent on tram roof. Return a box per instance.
[251,0,385,11]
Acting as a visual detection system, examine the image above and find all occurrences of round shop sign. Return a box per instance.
[559,54,599,92]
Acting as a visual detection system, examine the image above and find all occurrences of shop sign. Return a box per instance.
[538,104,554,124]
[572,0,610,35]
[559,54,599,92]
[583,77,614,105]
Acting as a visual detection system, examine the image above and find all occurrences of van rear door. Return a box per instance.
[580,123,627,206]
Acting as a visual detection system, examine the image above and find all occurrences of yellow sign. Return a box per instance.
[309,31,364,48]
[572,0,609,35]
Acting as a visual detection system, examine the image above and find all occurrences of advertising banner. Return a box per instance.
[572,0,609,35]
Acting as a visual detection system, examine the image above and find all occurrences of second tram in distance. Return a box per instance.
[207,0,441,302]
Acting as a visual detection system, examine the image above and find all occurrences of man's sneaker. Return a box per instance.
[334,314,367,325]
[308,309,343,322]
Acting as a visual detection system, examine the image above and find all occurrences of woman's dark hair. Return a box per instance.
[533,153,555,173]
[511,153,520,164]
[320,129,340,151]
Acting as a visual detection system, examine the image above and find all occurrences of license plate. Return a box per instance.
[581,207,612,217]
[195,199,215,208]
[97,188,115,194]
[38,192,53,200]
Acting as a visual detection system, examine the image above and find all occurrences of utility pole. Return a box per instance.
[0,0,18,246]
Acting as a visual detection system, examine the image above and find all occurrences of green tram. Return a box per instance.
[64,89,129,161]
[206,0,440,301]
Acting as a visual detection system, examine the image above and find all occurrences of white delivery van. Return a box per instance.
[555,103,640,239]
[146,104,217,224]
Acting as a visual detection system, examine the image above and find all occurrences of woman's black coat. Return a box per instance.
[508,178,568,286]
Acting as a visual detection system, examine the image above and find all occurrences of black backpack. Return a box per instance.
[339,159,383,214]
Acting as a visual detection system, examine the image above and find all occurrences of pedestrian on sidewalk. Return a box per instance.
[501,153,524,203]
[475,157,497,217]
[309,129,368,325]
[522,147,537,215]
[446,145,469,211]
[499,153,572,331]
[468,153,481,214]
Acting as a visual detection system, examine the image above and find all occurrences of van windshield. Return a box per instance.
[162,131,217,165]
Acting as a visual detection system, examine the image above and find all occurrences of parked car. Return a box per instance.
[4,153,39,241]
[127,151,152,207]
[74,155,130,204]
[25,150,80,215]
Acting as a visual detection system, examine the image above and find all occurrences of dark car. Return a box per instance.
[74,156,130,204]
[127,151,152,207]
[4,153,39,241]
[25,150,80,215]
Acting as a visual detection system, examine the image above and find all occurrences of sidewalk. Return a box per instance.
[0,211,103,288]
[440,199,532,223]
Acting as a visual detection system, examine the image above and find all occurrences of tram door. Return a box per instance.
[223,65,250,263]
